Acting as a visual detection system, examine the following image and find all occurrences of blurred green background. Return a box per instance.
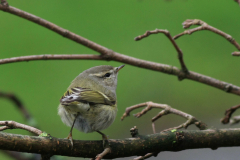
[0,0,240,160]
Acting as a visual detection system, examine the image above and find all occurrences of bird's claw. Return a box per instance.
[67,132,74,148]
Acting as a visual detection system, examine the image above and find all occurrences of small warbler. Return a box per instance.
[58,65,124,146]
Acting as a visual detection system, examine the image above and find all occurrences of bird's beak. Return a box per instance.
[116,65,125,73]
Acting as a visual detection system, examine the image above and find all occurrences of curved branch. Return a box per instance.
[1,129,240,158]
[221,104,240,124]
[174,19,240,54]
[0,5,240,96]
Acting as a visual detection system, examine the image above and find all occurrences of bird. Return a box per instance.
[58,65,124,147]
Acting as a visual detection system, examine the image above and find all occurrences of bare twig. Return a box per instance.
[173,19,240,54]
[0,5,240,96]
[95,148,111,160]
[133,153,157,160]
[221,104,240,124]
[0,121,42,135]
[121,101,207,133]
[135,29,189,77]
[0,54,102,65]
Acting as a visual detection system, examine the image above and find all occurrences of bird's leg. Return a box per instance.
[67,112,79,148]
[96,131,110,149]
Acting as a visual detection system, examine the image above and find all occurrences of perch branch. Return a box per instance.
[135,29,189,76]
[0,121,42,135]
[1,129,240,158]
[0,5,240,96]
[121,101,207,133]
[173,19,240,55]
[221,104,240,124]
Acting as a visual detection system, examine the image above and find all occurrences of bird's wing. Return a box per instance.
[60,87,115,106]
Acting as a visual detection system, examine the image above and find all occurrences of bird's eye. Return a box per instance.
[104,73,111,77]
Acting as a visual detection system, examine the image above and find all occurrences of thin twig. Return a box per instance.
[133,153,157,160]
[0,121,42,135]
[221,104,240,124]
[173,19,240,54]
[0,54,102,65]
[135,29,189,77]
[121,101,208,133]
[95,148,111,160]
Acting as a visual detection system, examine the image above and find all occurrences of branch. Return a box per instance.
[0,54,102,65]
[0,121,42,135]
[173,19,240,56]
[1,129,240,158]
[135,29,189,77]
[0,5,240,96]
[221,104,240,124]
[121,102,207,133]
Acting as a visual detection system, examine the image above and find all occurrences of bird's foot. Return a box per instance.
[102,134,109,148]
[66,132,74,148]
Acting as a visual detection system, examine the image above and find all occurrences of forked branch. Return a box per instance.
[174,19,240,56]
[135,29,189,78]
[121,101,207,134]
[122,101,207,160]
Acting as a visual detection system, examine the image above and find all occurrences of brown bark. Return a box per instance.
[1,129,240,159]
